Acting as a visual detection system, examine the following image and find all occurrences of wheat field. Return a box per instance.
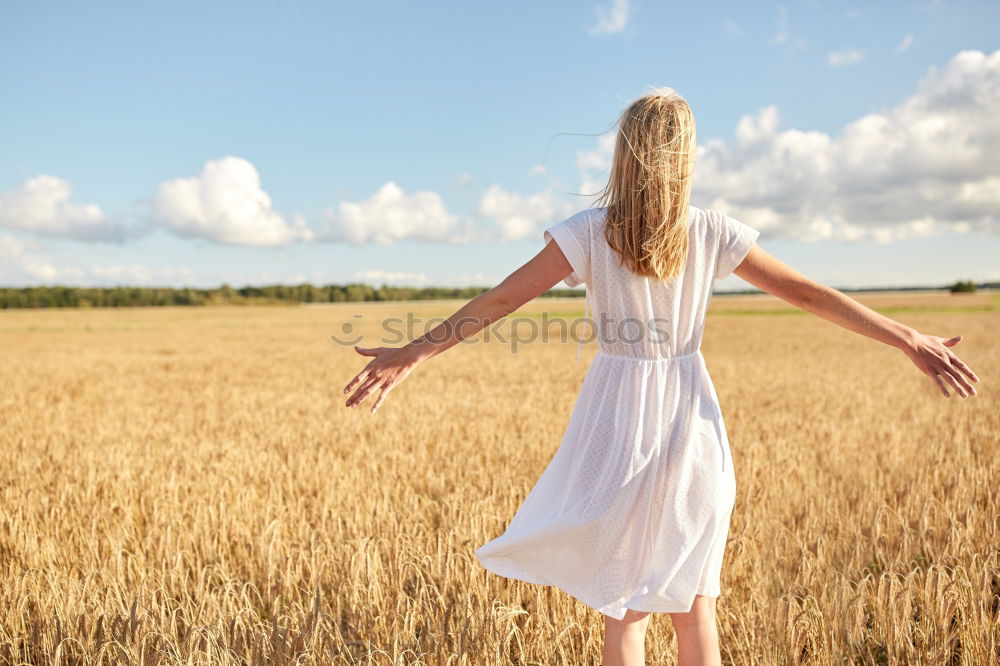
[1,291,997,665]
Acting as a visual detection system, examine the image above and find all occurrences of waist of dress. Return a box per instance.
[594,348,702,362]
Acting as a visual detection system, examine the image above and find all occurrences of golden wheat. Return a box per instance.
[0,292,997,665]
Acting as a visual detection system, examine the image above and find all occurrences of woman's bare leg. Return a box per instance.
[601,608,652,666]
[668,594,722,666]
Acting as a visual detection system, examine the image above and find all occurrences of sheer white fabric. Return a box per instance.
[475,205,760,619]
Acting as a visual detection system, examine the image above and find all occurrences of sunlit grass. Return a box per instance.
[0,293,997,664]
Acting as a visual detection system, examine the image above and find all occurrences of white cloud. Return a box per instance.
[828,48,867,67]
[897,34,915,53]
[0,234,63,281]
[86,263,194,286]
[353,269,430,286]
[321,181,470,244]
[476,185,576,241]
[449,271,504,287]
[587,0,629,35]
[152,157,313,246]
[0,234,23,261]
[89,263,154,283]
[0,234,200,285]
[0,176,122,241]
[452,172,473,188]
[686,48,1000,242]
[320,180,573,245]
[576,131,617,199]
[528,164,547,176]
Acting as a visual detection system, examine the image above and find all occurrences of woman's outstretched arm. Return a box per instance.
[343,239,575,412]
[732,244,981,398]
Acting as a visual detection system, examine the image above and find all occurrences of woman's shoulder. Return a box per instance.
[557,206,608,234]
[690,205,760,240]
[687,203,709,223]
[577,206,608,223]
[690,204,736,237]
[686,203,711,234]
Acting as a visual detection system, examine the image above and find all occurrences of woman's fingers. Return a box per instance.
[930,370,951,397]
[347,374,381,407]
[347,383,378,409]
[344,345,415,413]
[939,335,980,388]
[938,359,966,397]
[941,362,975,397]
[344,347,382,395]
[946,361,977,396]
[948,353,980,384]
[906,332,981,398]
[344,366,372,395]
[932,362,968,398]
[371,383,395,413]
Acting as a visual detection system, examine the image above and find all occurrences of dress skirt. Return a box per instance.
[475,348,737,620]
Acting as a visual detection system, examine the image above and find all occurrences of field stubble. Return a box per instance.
[0,292,997,665]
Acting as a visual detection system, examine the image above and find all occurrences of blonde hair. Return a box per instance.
[593,87,697,281]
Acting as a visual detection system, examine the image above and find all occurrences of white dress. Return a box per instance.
[475,204,761,620]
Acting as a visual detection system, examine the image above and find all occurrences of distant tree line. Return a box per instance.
[0,283,583,309]
[0,280,992,309]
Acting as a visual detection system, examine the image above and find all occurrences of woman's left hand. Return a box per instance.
[900,332,979,398]
[344,345,421,413]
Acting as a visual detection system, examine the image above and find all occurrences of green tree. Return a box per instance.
[949,280,977,293]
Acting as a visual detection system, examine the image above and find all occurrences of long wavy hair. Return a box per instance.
[593,87,697,281]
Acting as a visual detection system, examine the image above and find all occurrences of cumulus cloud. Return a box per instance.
[688,48,1000,242]
[576,49,1000,243]
[476,184,577,241]
[0,234,63,281]
[152,157,313,246]
[0,176,122,241]
[897,34,915,53]
[321,181,470,244]
[318,180,572,245]
[587,0,629,35]
[88,265,196,286]
[0,233,199,285]
[88,263,154,283]
[828,48,866,67]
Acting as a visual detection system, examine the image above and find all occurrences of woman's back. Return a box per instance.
[544,204,760,359]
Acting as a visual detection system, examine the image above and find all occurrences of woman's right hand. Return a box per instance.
[901,333,980,398]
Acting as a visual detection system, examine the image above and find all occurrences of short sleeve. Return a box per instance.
[713,211,760,280]
[543,209,593,287]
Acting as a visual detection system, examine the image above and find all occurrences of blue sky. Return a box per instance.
[1,0,998,291]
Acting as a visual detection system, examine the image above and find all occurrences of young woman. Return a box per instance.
[343,89,980,666]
